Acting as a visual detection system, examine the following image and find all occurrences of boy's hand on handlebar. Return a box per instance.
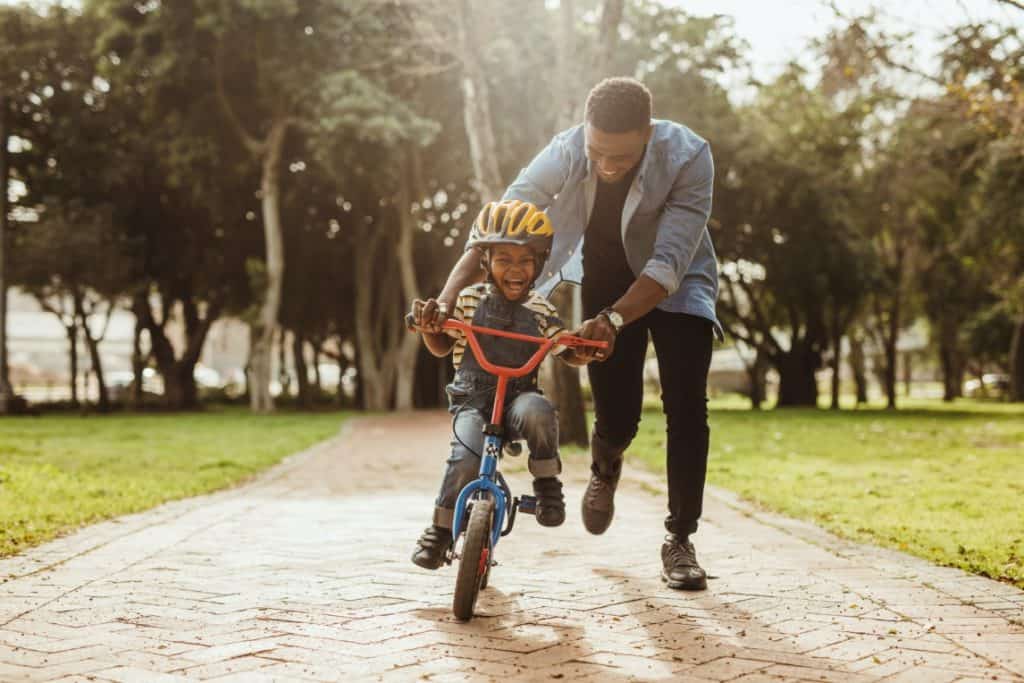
[410,297,450,333]
[572,316,617,362]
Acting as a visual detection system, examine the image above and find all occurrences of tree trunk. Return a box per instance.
[848,332,868,405]
[594,0,625,77]
[455,0,504,201]
[547,285,589,445]
[293,333,311,409]
[0,93,12,413]
[884,306,899,410]
[776,344,819,407]
[249,119,288,413]
[75,294,110,412]
[393,150,423,411]
[353,230,398,412]
[745,350,767,410]
[827,301,843,409]
[133,290,217,411]
[278,328,291,399]
[554,0,580,129]
[830,325,842,411]
[65,323,79,407]
[903,352,913,399]
[337,350,349,407]
[163,363,198,410]
[312,345,321,394]
[1010,317,1024,402]
[248,325,273,412]
[131,318,146,409]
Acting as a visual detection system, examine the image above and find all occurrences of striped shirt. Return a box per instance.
[448,283,567,370]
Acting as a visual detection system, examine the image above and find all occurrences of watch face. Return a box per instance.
[603,310,623,329]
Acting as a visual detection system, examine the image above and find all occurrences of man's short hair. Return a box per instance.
[585,77,652,133]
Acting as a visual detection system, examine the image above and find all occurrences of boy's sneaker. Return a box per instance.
[661,533,707,591]
[411,525,452,570]
[533,477,565,527]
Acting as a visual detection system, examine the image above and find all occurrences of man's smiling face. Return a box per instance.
[488,244,537,302]
[585,122,651,184]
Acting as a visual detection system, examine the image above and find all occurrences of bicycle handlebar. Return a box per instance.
[404,313,608,379]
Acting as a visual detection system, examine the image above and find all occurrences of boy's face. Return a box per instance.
[488,244,536,301]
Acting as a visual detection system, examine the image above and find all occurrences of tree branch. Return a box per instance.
[734,277,785,355]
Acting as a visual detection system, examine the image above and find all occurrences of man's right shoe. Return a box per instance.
[411,525,452,570]
[661,533,708,591]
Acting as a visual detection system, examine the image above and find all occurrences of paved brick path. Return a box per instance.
[2,412,1023,682]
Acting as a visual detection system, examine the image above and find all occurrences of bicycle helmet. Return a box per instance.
[467,200,554,268]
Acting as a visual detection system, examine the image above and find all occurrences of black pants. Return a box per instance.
[584,294,713,537]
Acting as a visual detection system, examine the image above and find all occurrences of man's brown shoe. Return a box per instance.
[661,533,707,590]
[581,462,623,534]
[581,432,624,535]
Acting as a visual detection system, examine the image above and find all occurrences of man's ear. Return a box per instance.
[644,121,653,144]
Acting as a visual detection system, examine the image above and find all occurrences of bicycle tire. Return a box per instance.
[452,497,493,621]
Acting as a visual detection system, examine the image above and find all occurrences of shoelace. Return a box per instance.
[665,541,698,569]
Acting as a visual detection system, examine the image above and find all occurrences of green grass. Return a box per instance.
[0,408,347,557]
[622,397,1024,588]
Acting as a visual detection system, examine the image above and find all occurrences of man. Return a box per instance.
[419,77,720,590]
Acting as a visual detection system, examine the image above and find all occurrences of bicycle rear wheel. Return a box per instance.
[452,498,493,621]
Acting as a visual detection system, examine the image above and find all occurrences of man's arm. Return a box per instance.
[420,331,456,357]
[502,133,573,207]
[640,141,714,298]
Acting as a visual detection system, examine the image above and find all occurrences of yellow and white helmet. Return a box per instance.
[467,200,554,265]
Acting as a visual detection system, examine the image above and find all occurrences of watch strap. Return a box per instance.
[598,308,624,333]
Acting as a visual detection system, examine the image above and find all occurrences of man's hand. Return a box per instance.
[410,297,451,334]
[572,315,617,363]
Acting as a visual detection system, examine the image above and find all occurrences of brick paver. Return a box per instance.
[1,412,1022,682]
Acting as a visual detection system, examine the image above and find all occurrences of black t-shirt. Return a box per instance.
[582,163,639,316]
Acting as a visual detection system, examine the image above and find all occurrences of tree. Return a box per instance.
[717,63,876,407]
[0,3,52,412]
[0,92,13,412]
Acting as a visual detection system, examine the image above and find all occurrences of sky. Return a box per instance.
[671,0,1023,81]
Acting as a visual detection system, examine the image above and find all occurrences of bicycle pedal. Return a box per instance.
[517,495,537,515]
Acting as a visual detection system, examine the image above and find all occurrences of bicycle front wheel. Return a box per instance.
[452,497,493,621]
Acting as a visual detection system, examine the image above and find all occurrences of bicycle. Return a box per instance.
[406,314,607,621]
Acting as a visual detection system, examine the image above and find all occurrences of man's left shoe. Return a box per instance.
[661,533,707,591]
[533,477,566,527]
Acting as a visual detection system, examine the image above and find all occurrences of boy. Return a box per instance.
[408,200,589,570]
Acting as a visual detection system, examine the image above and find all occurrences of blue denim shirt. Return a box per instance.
[501,119,722,338]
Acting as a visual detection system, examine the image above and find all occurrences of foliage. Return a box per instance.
[3,0,1023,412]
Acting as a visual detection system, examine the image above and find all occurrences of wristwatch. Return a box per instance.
[598,308,624,333]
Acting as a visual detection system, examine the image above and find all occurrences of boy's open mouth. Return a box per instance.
[501,276,527,298]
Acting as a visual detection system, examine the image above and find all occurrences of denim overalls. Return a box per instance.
[432,287,562,529]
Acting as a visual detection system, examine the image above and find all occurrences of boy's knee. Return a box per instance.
[511,393,557,435]
[528,456,562,478]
